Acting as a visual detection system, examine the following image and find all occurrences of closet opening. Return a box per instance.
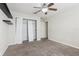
[22,19,37,43]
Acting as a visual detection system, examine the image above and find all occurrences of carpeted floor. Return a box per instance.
[3,40,79,56]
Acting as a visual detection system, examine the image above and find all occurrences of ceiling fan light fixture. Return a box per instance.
[42,8,48,13]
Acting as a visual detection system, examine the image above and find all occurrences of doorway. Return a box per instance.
[46,22,48,39]
[22,19,37,42]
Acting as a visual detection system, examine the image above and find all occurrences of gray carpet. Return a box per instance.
[3,40,79,56]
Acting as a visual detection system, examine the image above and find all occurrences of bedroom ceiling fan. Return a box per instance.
[33,3,57,15]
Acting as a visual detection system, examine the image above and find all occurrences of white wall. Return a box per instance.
[11,11,46,44]
[0,9,9,55]
[40,21,46,38]
[48,5,79,49]
[8,19,16,45]
[0,9,16,55]
[16,17,23,44]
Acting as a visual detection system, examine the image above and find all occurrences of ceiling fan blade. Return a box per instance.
[34,10,41,14]
[48,8,57,11]
[48,3,54,7]
[33,7,41,8]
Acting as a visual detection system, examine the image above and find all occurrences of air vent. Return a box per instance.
[3,20,13,25]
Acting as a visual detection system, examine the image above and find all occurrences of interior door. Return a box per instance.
[28,20,36,42]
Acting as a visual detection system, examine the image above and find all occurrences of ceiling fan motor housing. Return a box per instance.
[45,12,47,15]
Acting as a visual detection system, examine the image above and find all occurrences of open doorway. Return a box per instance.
[46,22,48,39]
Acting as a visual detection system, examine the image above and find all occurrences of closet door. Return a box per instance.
[22,20,28,41]
[28,20,35,42]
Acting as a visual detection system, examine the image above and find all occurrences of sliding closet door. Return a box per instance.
[28,20,36,42]
[22,20,28,41]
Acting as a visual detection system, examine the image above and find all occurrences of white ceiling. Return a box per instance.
[7,3,79,17]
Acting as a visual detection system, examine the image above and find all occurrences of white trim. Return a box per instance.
[49,39,79,49]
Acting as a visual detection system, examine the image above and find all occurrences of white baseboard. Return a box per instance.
[49,39,79,49]
[0,46,8,56]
